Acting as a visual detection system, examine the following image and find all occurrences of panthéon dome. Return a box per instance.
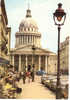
[16,8,41,48]
[19,9,38,33]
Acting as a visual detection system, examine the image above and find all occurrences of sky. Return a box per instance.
[5,0,70,53]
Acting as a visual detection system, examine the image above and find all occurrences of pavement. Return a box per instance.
[17,76,56,99]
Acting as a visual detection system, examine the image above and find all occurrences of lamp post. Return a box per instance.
[53,3,66,99]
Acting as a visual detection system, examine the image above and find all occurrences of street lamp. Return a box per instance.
[53,3,66,99]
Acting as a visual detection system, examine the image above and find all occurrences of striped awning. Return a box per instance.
[0,57,10,65]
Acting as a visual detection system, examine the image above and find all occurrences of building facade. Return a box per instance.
[10,8,57,74]
[0,0,11,65]
[60,36,70,74]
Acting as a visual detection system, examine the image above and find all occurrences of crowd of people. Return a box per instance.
[21,64,35,84]
[0,64,35,98]
[0,68,21,98]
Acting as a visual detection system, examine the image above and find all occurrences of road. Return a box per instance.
[17,76,56,99]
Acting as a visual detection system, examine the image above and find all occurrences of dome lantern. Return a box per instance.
[26,9,32,18]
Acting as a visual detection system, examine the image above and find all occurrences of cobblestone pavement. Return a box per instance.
[17,76,56,99]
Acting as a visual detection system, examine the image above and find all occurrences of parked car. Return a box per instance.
[36,70,46,76]
[41,74,48,84]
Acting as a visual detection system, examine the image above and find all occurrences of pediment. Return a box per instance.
[10,45,56,55]
[12,45,47,52]
[15,45,33,52]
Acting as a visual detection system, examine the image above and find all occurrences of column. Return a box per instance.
[36,37,37,46]
[17,37,19,46]
[24,35,26,44]
[26,55,28,67]
[27,36,28,44]
[12,55,14,71]
[32,36,33,45]
[39,56,41,71]
[29,35,30,43]
[25,36,26,44]
[20,36,21,45]
[19,36,20,45]
[22,36,23,45]
[45,56,48,73]
[29,35,31,43]
[30,35,31,43]
[19,37,21,44]
[33,36,34,44]
[21,35,23,45]
[34,36,35,45]
[31,35,32,43]
[19,55,22,72]
[23,36,24,44]
[12,55,14,66]
[18,37,19,45]
[24,35,25,44]
[35,36,36,45]
[36,37,38,46]
[32,55,33,65]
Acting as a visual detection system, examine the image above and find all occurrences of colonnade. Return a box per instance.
[16,35,41,47]
[11,55,48,73]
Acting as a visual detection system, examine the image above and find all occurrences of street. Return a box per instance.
[17,76,56,99]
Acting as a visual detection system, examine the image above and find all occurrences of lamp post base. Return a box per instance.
[56,85,62,99]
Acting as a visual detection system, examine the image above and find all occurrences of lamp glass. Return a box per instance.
[57,16,62,22]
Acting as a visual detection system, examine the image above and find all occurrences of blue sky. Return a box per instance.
[5,0,70,53]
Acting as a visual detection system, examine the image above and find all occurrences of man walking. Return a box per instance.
[31,64,35,82]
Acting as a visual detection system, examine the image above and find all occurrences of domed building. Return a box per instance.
[10,8,57,74]
[15,9,41,48]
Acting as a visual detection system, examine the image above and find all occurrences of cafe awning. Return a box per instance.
[0,57,10,65]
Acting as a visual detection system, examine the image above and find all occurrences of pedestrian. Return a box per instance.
[28,65,31,72]
[31,64,35,82]
[27,65,31,83]
[22,66,27,84]
[21,71,25,84]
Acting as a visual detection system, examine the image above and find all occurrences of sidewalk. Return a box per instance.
[17,76,56,99]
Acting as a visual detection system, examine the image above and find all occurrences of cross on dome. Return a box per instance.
[28,0,30,9]
[26,0,32,18]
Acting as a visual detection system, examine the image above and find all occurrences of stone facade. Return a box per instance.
[60,36,70,74]
[0,0,11,64]
[10,8,57,74]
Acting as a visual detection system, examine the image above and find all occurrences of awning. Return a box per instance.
[0,57,10,65]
